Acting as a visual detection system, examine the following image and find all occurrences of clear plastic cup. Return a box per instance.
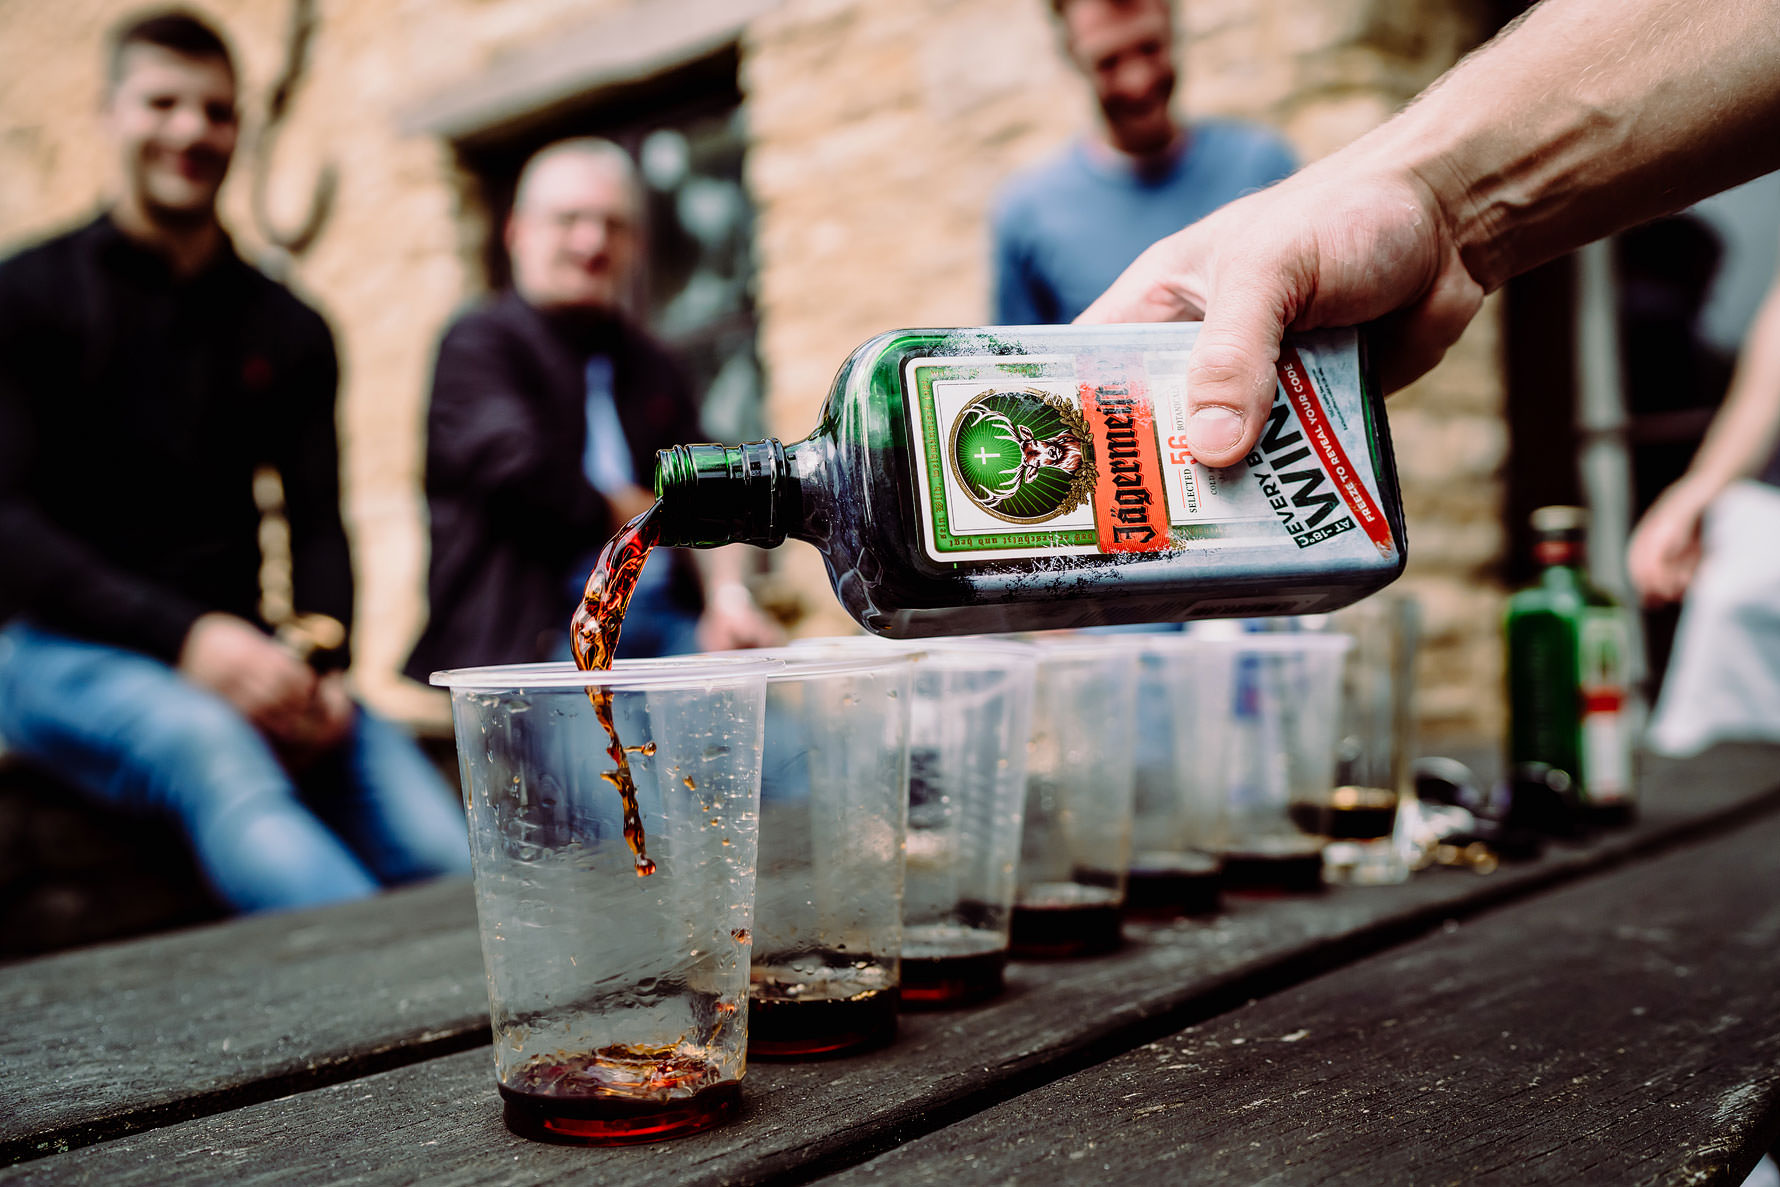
[1012,636,1139,957]
[1203,633,1354,893]
[795,636,1038,1007]
[1318,594,1421,885]
[433,657,777,1145]
[1127,634,1237,917]
[746,649,913,1058]
[897,638,1036,1006]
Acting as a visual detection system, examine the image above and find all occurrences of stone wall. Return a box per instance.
[744,0,1504,737]
[0,0,642,723]
[0,0,1504,737]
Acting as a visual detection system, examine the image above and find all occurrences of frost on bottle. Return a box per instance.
[653,323,1408,635]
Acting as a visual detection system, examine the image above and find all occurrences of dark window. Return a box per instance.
[452,43,765,441]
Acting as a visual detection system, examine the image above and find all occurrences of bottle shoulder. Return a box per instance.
[1509,567,1601,613]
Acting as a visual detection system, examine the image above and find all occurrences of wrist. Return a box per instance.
[1668,471,1729,510]
[1353,88,1505,294]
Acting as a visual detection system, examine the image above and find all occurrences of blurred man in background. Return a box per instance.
[1629,242,1780,755]
[991,0,1296,325]
[0,10,471,913]
[405,138,780,678]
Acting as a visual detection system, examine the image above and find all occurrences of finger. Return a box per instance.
[1640,532,1688,601]
[1671,543,1703,599]
[1627,549,1659,602]
[1364,261,1485,395]
[270,665,320,716]
[1181,264,1295,467]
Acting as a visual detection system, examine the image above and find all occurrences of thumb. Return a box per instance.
[1182,270,1290,468]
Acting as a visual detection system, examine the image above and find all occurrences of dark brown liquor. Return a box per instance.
[899,949,1007,1009]
[1287,786,1399,841]
[1218,834,1327,895]
[569,505,662,875]
[899,921,1008,1008]
[748,985,899,1059]
[1009,881,1123,958]
[499,1044,737,1145]
[1124,850,1223,917]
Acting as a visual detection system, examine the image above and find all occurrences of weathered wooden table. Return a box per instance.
[3,745,1778,1186]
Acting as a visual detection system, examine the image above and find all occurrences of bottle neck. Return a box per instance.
[1533,537,1585,572]
[653,440,799,548]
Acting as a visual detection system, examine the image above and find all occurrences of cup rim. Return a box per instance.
[429,656,784,692]
[1197,632,1356,655]
[1023,631,1150,656]
[788,634,1040,665]
[706,646,918,682]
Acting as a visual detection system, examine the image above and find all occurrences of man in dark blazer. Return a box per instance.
[405,139,779,679]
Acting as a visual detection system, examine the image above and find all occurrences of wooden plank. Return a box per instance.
[821,806,1780,1187]
[0,877,485,1163]
[4,745,1775,1184]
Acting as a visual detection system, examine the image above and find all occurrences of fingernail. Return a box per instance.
[1186,406,1243,457]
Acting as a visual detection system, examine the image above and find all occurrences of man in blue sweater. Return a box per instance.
[992,0,1297,325]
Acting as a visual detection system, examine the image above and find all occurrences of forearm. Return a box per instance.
[287,518,355,665]
[1369,0,1780,292]
[274,345,357,652]
[1679,282,1780,494]
[0,501,205,661]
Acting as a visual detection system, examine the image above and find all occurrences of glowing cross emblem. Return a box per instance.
[974,447,999,467]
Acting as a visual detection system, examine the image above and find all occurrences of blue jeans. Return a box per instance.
[0,623,472,913]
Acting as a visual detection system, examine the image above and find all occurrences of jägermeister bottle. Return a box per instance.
[653,323,1407,635]
[1506,506,1636,825]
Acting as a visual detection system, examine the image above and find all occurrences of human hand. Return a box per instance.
[273,671,358,766]
[178,612,319,738]
[1627,481,1712,605]
[1079,150,1485,466]
[696,583,785,652]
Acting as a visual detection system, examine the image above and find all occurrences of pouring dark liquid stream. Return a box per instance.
[569,505,662,877]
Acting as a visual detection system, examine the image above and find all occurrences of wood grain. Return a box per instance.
[826,805,1780,1187]
[3,745,1774,1183]
[0,877,485,1163]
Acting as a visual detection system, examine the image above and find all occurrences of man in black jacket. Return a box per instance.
[404,138,779,677]
[0,10,470,912]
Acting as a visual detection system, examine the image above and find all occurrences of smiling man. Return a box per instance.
[991,0,1298,325]
[405,138,781,677]
[0,10,471,913]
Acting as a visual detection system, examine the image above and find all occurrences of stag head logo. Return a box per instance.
[947,390,1098,524]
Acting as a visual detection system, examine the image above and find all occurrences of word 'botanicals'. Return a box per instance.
[653,324,1407,636]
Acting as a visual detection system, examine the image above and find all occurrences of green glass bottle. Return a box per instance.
[1506,506,1636,824]
[653,323,1407,636]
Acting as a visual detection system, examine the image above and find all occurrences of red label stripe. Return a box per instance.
[1276,347,1395,557]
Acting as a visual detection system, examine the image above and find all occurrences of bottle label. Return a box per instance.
[904,328,1397,564]
[1578,607,1633,802]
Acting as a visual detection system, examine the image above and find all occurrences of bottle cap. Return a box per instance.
[1529,505,1587,565]
[1529,505,1587,535]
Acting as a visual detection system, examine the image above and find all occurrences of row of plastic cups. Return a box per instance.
[430,628,1357,1144]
